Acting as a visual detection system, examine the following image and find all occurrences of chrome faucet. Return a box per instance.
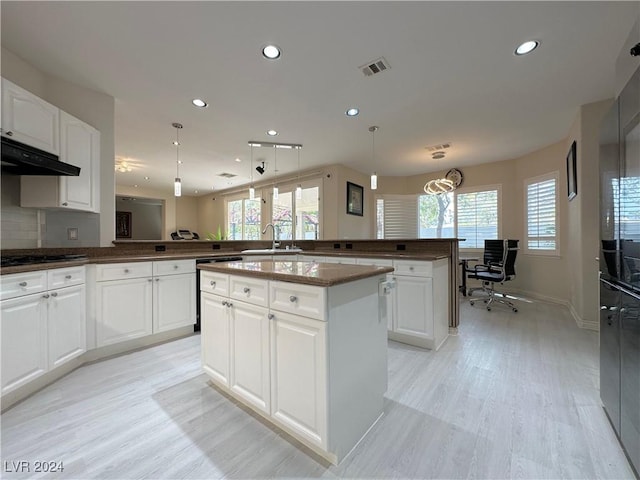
[262,223,280,250]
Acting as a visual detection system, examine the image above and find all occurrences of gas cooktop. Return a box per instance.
[0,254,88,267]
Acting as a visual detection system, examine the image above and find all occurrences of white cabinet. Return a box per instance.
[1,78,59,154]
[1,293,48,394]
[200,277,271,412]
[1,267,86,395]
[270,309,327,448]
[48,284,86,369]
[153,259,196,333]
[96,275,153,347]
[322,256,357,264]
[201,291,230,386]
[230,299,270,413]
[389,258,449,350]
[94,260,195,346]
[20,111,101,212]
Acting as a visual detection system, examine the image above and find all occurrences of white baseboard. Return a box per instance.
[480,286,599,332]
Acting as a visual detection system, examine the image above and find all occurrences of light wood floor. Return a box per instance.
[1,299,635,479]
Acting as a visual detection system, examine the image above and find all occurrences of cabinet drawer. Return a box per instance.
[356,258,394,269]
[393,260,432,277]
[48,266,85,289]
[230,276,268,307]
[1,271,47,300]
[96,262,153,281]
[153,259,196,276]
[200,271,229,297]
[270,280,326,321]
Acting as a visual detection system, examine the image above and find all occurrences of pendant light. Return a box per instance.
[423,152,455,195]
[249,144,255,200]
[172,122,183,197]
[295,146,302,200]
[369,126,379,190]
[273,146,279,200]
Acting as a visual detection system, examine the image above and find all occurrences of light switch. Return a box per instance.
[68,228,78,240]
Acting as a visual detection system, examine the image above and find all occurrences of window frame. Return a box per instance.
[524,171,560,257]
[224,192,262,240]
[454,184,502,251]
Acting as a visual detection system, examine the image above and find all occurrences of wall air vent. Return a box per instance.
[217,172,237,178]
[359,57,391,77]
[425,142,452,152]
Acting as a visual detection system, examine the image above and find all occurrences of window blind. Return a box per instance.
[456,190,498,248]
[526,177,557,251]
[379,195,418,239]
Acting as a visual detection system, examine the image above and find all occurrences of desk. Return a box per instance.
[459,257,478,296]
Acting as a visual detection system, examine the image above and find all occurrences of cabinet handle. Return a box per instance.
[62,202,68,206]
[409,266,414,271]
[19,281,27,287]
[289,295,298,303]
[268,313,275,320]
[124,269,130,273]
[155,278,160,282]
[227,302,233,308]
[210,281,216,287]
[51,292,58,297]
[6,131,13,136]
[43,294,50,299]
[222,300,228,306]
[147,278,153,282]
[174,265,179,269]
[243,287,251,294]
[65,274,72,279]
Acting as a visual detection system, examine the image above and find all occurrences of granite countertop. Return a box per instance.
[0,250,448,275]
[198,260,394,287]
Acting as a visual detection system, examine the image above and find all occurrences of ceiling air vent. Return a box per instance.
[217,172,237,178]
[359,57,391,77]
[425,142,452,152]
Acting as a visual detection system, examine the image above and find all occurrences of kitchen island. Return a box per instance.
[198,260,394,465]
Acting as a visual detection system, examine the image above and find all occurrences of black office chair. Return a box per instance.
[466,239,519,312]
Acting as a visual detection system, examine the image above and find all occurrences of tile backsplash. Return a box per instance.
[1,205,40,249]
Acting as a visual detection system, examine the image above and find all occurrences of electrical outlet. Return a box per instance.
[68,228,78,240]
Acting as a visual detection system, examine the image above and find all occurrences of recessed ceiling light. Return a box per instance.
[192,99,208,108]
[235,158,241,163]
[134,184,138,188]
[346,107,360,117]
[144,176,150,180]
[267,130,278,136]
[262,44,281,60]
[515,40,539,56]
[173,141,180,146]
[195,190,199,194]
[178,160,183,164]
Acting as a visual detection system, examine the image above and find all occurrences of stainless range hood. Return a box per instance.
[1,137,81,176]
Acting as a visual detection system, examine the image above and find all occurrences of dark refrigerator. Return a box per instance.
[599,64,640,477]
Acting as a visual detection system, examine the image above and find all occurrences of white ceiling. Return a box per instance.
[1,1,636,195]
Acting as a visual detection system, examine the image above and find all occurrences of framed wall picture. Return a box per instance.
[567,140,577,201]
[346,181,364,216]
[116,211,132,238]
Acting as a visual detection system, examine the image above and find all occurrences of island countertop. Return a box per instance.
[198,260,394,287]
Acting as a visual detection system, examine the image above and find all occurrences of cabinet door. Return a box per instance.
[49,284,86,368]
[153,273,196,333]
[1,78,59,154]
[1,293,48,394]
[201,292,230,387]
[394,275,433,339]
[229,300,270,413]
[59,111,100,212]
[96,277,153,347]
[271,311,327,448]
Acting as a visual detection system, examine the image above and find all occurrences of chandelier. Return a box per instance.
[424,177,455,195]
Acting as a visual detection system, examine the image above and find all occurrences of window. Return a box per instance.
[271,181,321,240]
[376,185,499,247]
[419,193,454,238]
[456,187,500,248]
[525,173,558,254]
[226,196,261,240]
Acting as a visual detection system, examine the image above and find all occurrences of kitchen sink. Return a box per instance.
[241,248,302,254]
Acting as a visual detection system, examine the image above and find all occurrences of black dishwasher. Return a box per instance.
[195,256,242,331]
